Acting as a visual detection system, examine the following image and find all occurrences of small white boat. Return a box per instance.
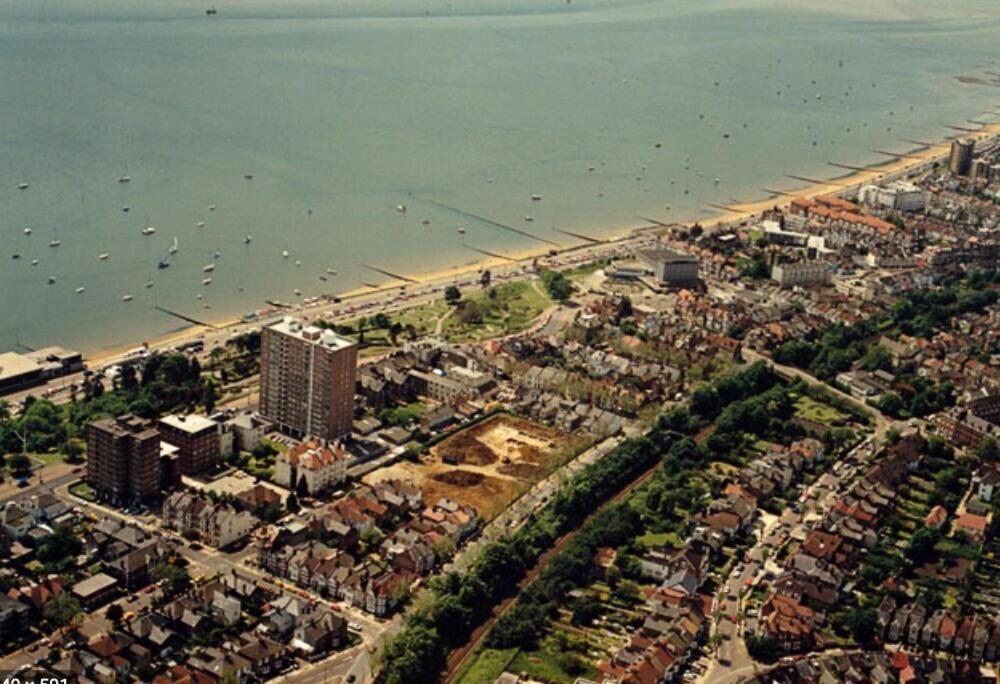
[282,250,290,258]
[421,218,431,225]
[203,263,215,272]
[524,216,534,222]
[202,277,212,285]
[244,174,253,180]
[75,287,85,294]
[212,250,221,259]
[457,227,466,235]
[23,228,31,236]
[196,221,206,228]
[208,205,216,211]
[122,295,133,302]
[714,177,721,184]
[295,260,302,267]
[99,253,110,260]
[588,165,595,171]
[31,259,39,266]
[243,235,252,244]
[145,281,154,288]
[531,194,542,201]
[142,226,156,236]
[196,293,203,300]
[168,238,179,254]
[118,176,131,184]
[11,254,20,260]
[396,205,406,213]
[122,205,130,212]
[326,268,337,275]
[293,288,302,296]
[48,276,56,284]
[17,182,29,190]
[49,240,61,247]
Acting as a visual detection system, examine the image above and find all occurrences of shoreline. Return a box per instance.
[85,122,1000,367]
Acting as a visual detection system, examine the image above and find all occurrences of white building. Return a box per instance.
[858,181,927,213]
[771,261,831,288]
[162,491,258,548]
[276,439,350,495]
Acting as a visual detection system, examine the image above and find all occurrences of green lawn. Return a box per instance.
[393,300,451,337]
[443,280,552,342]
[379,402,426,427]
[794,395,847,425]
[68,481,95,501]
[30,452,65,466]
[455,648,519,684]
[508,647,596,684]
[637,531,683,548]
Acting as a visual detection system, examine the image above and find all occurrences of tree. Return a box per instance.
[974,437,998,462]
[456,300,483,325]
[151,560,192,597]
[444,286,461,305]
[43,593,82,627]
[875,391,906,418]
[37,523,83,566]
[907,527,942,565]
[106,603,125,626]
[201,380,219,413]
[861,344,893,372]
[377,624,444,684]
[845,606,877,645]
[746,633,777,661]
[372,313,391,329]
[541,270,573,302]
[64,440,85,463]
[389,322,403,346]
[570,598,602,626]
[7,453,31,475]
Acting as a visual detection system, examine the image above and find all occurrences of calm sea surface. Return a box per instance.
[1,0,998,353]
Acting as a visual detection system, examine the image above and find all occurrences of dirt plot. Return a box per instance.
[364,414,572,519]
[434,414,564,466]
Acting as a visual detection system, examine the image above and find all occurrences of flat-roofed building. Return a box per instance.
[87,415,161,505]
[858,181,927,213]
[772,261,831,288]
[949,138,975,176]
[260,317,357,441]
[0,352,44,395]
[71,572,119,609]
[638,248,699,286]
[158,413,221,476]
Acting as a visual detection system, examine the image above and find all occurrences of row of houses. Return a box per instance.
[759,435,926,652]
[877,597,1000,662]
[256,482,477,616]
[162,491,259,548]
[52,572,347,683]
[597,439,832,683]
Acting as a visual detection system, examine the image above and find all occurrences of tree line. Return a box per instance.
[375,362,780,683]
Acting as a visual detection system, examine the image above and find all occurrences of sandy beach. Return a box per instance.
[86,122,1000,367]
